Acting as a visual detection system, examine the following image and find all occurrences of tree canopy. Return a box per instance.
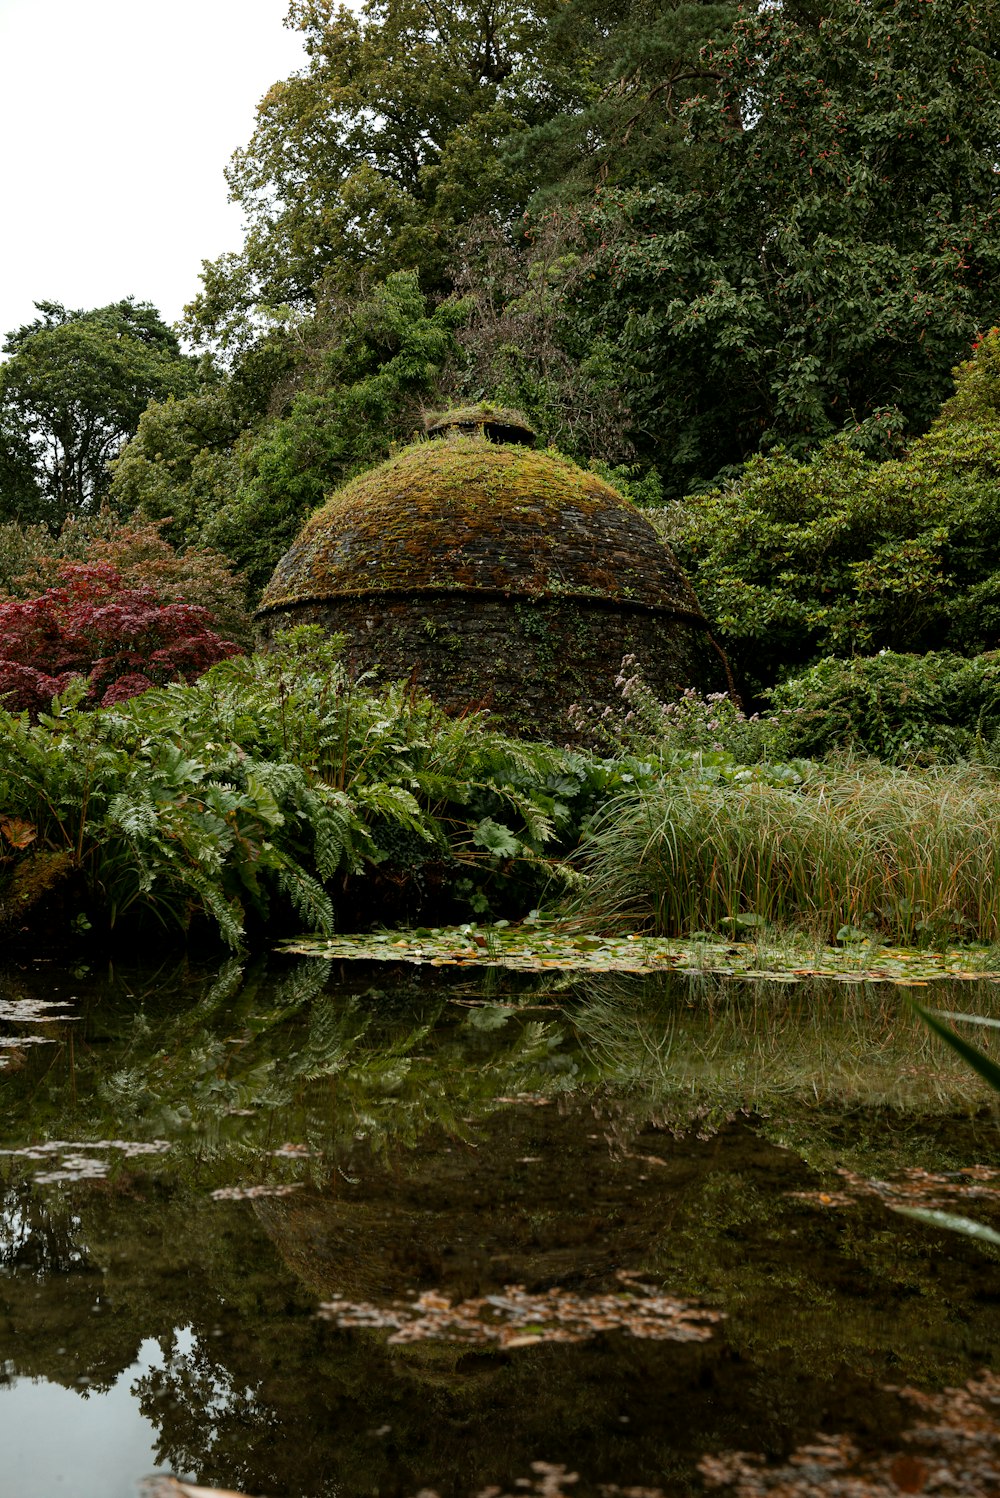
[0,299,196,526]
[182,0,740,349]
[115,272,466,593]
[582,0,1000,487]
[14,0,1000,662]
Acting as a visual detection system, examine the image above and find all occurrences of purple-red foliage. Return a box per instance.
[0,562,242,715]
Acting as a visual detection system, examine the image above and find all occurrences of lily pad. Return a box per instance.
[279,925,1000,984]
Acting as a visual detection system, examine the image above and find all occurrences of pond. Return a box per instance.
[1,954,999,1497]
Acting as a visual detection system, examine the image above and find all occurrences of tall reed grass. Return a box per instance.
[575,761,1000,944]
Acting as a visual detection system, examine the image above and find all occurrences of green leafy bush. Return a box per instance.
[670,333,1000,696]
[113,274,466,596]
[0,628,607,947]
[764,651,1000,764]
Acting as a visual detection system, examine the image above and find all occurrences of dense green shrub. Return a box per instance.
[106,384,247,552]
[764,652,1000,764]
[667,333,1000,696]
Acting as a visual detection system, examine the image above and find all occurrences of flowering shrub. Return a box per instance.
[569,656,762,761]
[0,562,241,715]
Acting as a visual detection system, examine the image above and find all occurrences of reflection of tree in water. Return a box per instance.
[0,1180,88,1277]
[133,1329,265,1483]
[2,958,1000,1495]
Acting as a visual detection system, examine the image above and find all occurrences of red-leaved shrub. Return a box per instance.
[0,562,242,715]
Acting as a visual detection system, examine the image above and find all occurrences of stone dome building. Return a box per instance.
[256,407,730,739]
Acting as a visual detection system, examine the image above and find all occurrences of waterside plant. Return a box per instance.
[575,760,1000,947]
[0,628,622,949]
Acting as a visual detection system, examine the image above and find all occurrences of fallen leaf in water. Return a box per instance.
[0,997,77,1022]
[211,1183,304,1201]
[280,925,1000,983]
[792,1164,1000,1221]
[698,1369,1000,1496]
[319,1276,722,1347]
[386,1373,1000,1498]
[0,1138,172,1184]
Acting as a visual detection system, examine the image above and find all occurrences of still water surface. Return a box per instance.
[1,955,999,1497]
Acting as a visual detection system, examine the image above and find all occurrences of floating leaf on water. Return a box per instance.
[0,997,77,1023]
[699,1369,1000,1496]
[211,1183,305,1201]
[0,1138,171,1157]
[35,1159,109,1184]
[318,1278,722,1347]
[279,925,1000,983]
[792,1165,1000,1222]
[0,1139,172,1182]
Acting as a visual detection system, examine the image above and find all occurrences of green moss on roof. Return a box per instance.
[257,435,704,616]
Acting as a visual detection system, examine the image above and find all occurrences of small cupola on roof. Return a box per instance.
[424,404,536,447]
[257,411,730,740]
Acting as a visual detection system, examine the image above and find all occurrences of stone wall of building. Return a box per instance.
[261,592,731,742]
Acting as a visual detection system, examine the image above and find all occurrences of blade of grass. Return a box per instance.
[912,1001,1000,1092]
[932,1010,1000,1031]
[889,1204,1000,1248]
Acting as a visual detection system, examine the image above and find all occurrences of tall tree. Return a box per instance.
[184,0,556,347]
[183,0,741,347]
[0,299,196,526]
[580,0,1000,489]
[508,0,741,207]
[117,272,465,593]
[0,407,40,522]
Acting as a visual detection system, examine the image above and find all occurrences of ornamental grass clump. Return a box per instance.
[576,762,1000,945]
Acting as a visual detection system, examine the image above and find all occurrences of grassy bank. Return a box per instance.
[576,760,1000,946]
[6,630,1000,954]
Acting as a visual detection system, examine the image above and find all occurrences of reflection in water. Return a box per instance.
[700,1370,1000,1498]
[0,1336,187,1498]
[0,957,998,1496]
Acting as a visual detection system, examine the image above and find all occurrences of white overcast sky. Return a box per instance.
[0,0,308,346]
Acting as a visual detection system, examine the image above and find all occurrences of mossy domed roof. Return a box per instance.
[258,435,703,616]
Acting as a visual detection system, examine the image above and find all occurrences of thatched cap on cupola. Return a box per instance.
[257,434,705,618]
[424,403,536,448]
